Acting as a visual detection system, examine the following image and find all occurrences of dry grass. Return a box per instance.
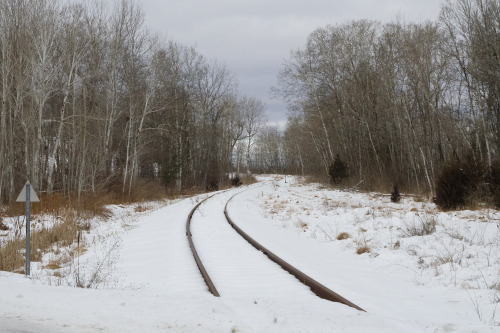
[17,179,170,218]
[401,214,437,237]
[242,174,258,185]
[0,238,25,272]
[43,260,63,270]
[30,218,79,262]
[296,219,309,231]
[125,179,170,203]
[337,232,351,240]
[0,210,81,272]
[356,246,371,255]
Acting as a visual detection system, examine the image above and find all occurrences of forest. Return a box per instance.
[276,0,500,204]
[0,0,499,207]
[0,0,266,203]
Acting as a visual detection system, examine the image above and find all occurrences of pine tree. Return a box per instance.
[391,184,401,203]
[328,154,348,184]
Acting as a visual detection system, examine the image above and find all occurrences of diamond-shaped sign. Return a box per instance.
[16,182,40,202]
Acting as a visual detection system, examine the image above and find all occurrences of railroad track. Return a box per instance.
[186,188,365,312]
[185,192,221,297]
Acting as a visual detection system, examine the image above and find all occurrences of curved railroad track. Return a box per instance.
[185,193,221,297]
[186,188,365,312]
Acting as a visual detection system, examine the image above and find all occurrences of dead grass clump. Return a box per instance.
[401,215,437,237]
[242,174,258,185]
[0,238,25,272]
[356,246,371,255]
[337,232,351,240]
[43,261,62,270]
[30,220,79,262]
[296,219,308,231]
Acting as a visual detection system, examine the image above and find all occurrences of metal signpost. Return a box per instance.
[16,182,40,277]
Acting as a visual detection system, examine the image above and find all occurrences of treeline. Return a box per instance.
[276,0,500,196]
[0,0,265,203]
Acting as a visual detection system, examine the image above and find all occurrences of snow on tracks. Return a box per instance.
[188,187,364,311]
[190,189,315,300]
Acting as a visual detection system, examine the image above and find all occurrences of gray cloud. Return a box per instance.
[140,0,443,124]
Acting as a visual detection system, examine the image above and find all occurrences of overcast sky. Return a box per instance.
[137,0,443,126]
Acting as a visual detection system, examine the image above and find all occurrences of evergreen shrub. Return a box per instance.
[329,154,348,184]
[435,156,483,210]
[391,184,401,203]
[231,176,242,187]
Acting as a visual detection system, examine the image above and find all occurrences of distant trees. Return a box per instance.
[240,96,265,175]
[251,126,284,173]
[275,0,500,195]
[0,0,265,203]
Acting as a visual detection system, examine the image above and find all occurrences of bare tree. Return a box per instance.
[239,96,265,174]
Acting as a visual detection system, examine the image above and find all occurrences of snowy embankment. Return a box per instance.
[1,175,499,332]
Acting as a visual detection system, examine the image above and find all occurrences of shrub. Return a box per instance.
[231,176,242,187]
[206,180,219,192]
[435,162,466,209]
[434,156,483,210]
[390,184,401,203]
[328,154,348,184]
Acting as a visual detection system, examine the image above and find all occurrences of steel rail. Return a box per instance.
[186,193,220,297]
[224,192,366,312]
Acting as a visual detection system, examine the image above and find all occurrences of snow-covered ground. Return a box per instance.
[1,175,500,332]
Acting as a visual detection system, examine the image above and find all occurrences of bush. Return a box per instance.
[391,184,401,203]
[231,176,242,187]
[206,179,219,192]
[435,155,484,210]
[435,162,466,209]
[328,154,348,184]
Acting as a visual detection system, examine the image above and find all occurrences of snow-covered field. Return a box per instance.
[1,175,500,332]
